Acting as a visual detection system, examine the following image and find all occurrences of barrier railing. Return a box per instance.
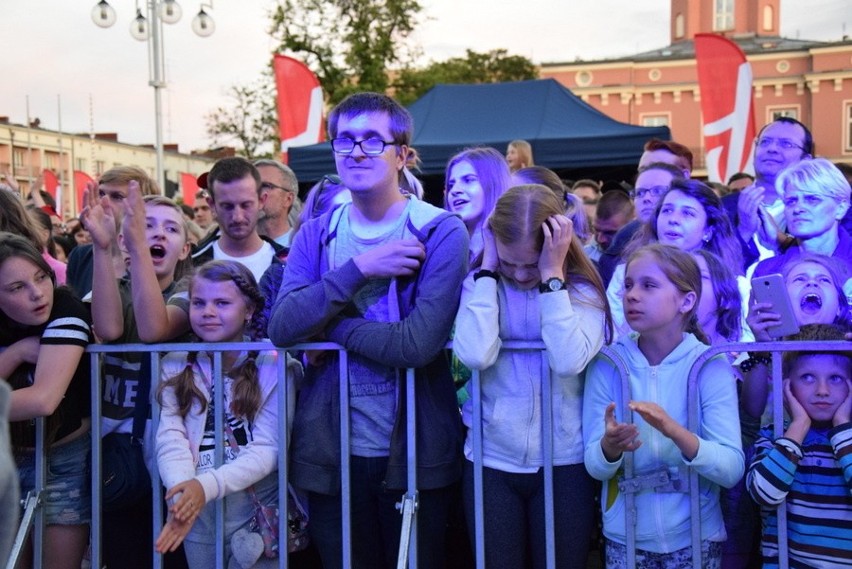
[13,338,831,569]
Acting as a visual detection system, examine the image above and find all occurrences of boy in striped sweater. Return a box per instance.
[747,324,852,568]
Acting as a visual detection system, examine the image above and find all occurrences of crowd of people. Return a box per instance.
[1,91,851,569]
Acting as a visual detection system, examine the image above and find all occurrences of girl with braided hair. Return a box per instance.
[155,260,301,567]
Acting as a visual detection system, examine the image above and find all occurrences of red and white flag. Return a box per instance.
[273,54,324,162]
[73,170,95,214]
[180,172,199,205]
[695,33,756,183]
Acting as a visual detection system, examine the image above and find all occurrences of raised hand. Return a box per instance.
[539,215,573,281]
[736,184,762,243]
[354,238,426,279]
[120,180,147,254]
[601,402,641,461]
[480,218,498,272]
[80,183,116,251]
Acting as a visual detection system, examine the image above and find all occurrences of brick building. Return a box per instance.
[540,0,852,178]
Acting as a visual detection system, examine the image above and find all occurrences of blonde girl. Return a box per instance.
[583,244,744,568]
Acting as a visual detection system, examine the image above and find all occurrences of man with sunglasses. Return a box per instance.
[254,159,301,248]
[722,117,814,271]
[269,92,468,569]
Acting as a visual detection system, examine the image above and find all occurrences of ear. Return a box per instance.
[835,199,850,221]
[702,227,713,243]
[396,144,409,172]
[178,241,191,261]
[259,191,268,207]
[680,290,697,314]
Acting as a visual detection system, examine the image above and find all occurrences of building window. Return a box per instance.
[45,153,57,169]
[762,5,774,31]
[846,101,852,152]
[675,13,685,38]
[713,0,734,31]
[13,149,25,168]
[75,158,87,172]
[95,160,106,175]
[768,107,798,122]
[641,114,670,127]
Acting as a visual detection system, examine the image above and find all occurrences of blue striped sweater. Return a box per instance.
[746,423,852,568]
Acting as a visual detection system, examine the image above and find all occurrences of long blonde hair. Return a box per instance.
[489,185,613,342]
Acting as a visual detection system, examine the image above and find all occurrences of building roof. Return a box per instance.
[543,35,840,67]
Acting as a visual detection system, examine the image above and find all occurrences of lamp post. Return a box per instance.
[91,0,214,194]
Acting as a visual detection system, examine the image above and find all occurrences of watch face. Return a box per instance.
[548,279,563,291]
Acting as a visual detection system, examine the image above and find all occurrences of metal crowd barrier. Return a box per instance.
[605,340,849,569]
[13,338,837,569]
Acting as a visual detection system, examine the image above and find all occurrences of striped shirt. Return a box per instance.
[747,423,852,568]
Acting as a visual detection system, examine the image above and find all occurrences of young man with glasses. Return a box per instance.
[722,117,814,271]
[254,159,301,248]
[268,92,468,569]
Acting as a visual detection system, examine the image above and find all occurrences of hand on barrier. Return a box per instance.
[166,478,205,523]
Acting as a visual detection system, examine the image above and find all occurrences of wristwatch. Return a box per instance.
[539,277,566,293]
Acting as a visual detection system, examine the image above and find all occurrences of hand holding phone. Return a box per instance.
[750,273,800,339]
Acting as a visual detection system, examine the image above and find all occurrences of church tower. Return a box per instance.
[670,0,781,43]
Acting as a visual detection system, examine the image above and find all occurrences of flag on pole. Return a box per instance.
[42,170,59,197]
[695,33,756,183]
[73,170,95,214]
[273,54,324,162]
[180,172,199,205]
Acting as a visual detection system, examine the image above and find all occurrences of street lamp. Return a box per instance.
[91,1,215,194]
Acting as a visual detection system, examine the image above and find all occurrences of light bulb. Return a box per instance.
[130,8,149,41]
[191,8,215,37]
[158,0,182,24]
[91,0,117,28]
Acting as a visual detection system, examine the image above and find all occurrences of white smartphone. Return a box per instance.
[751,273,800,338]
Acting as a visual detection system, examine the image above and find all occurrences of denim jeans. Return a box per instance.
[462,461,596,569]
[307,456,453,569]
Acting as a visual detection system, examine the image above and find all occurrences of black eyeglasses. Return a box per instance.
[755,137,805,151]
[260,181,295,193]
[629,185,669,199]
[331,137,396,156]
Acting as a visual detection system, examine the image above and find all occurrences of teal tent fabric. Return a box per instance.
[288,79,670,181]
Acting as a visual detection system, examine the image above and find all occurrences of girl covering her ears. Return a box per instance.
[583,244,744,568]
[155,260,301,568]
[453,184,612,568]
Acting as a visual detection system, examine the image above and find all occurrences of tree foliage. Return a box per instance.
[204,75,278,159]
[393,49,538,105]
[269,0,423,104]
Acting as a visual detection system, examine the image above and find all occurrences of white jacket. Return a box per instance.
[582,333,744,553]
[156,350,300,504]
[454,273,606,471]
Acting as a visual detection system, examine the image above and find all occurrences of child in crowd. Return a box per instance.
[85,179,192,568]
[506,139,534,172]
[607,179,749,340]
[583,244,744,568]
[746,324,852,568]
[692,250,744,347]
[454,184,611,568]
[0,232,93,569]
[445,147,512,264]
[742,253,851,421]
[155,260,300,568]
